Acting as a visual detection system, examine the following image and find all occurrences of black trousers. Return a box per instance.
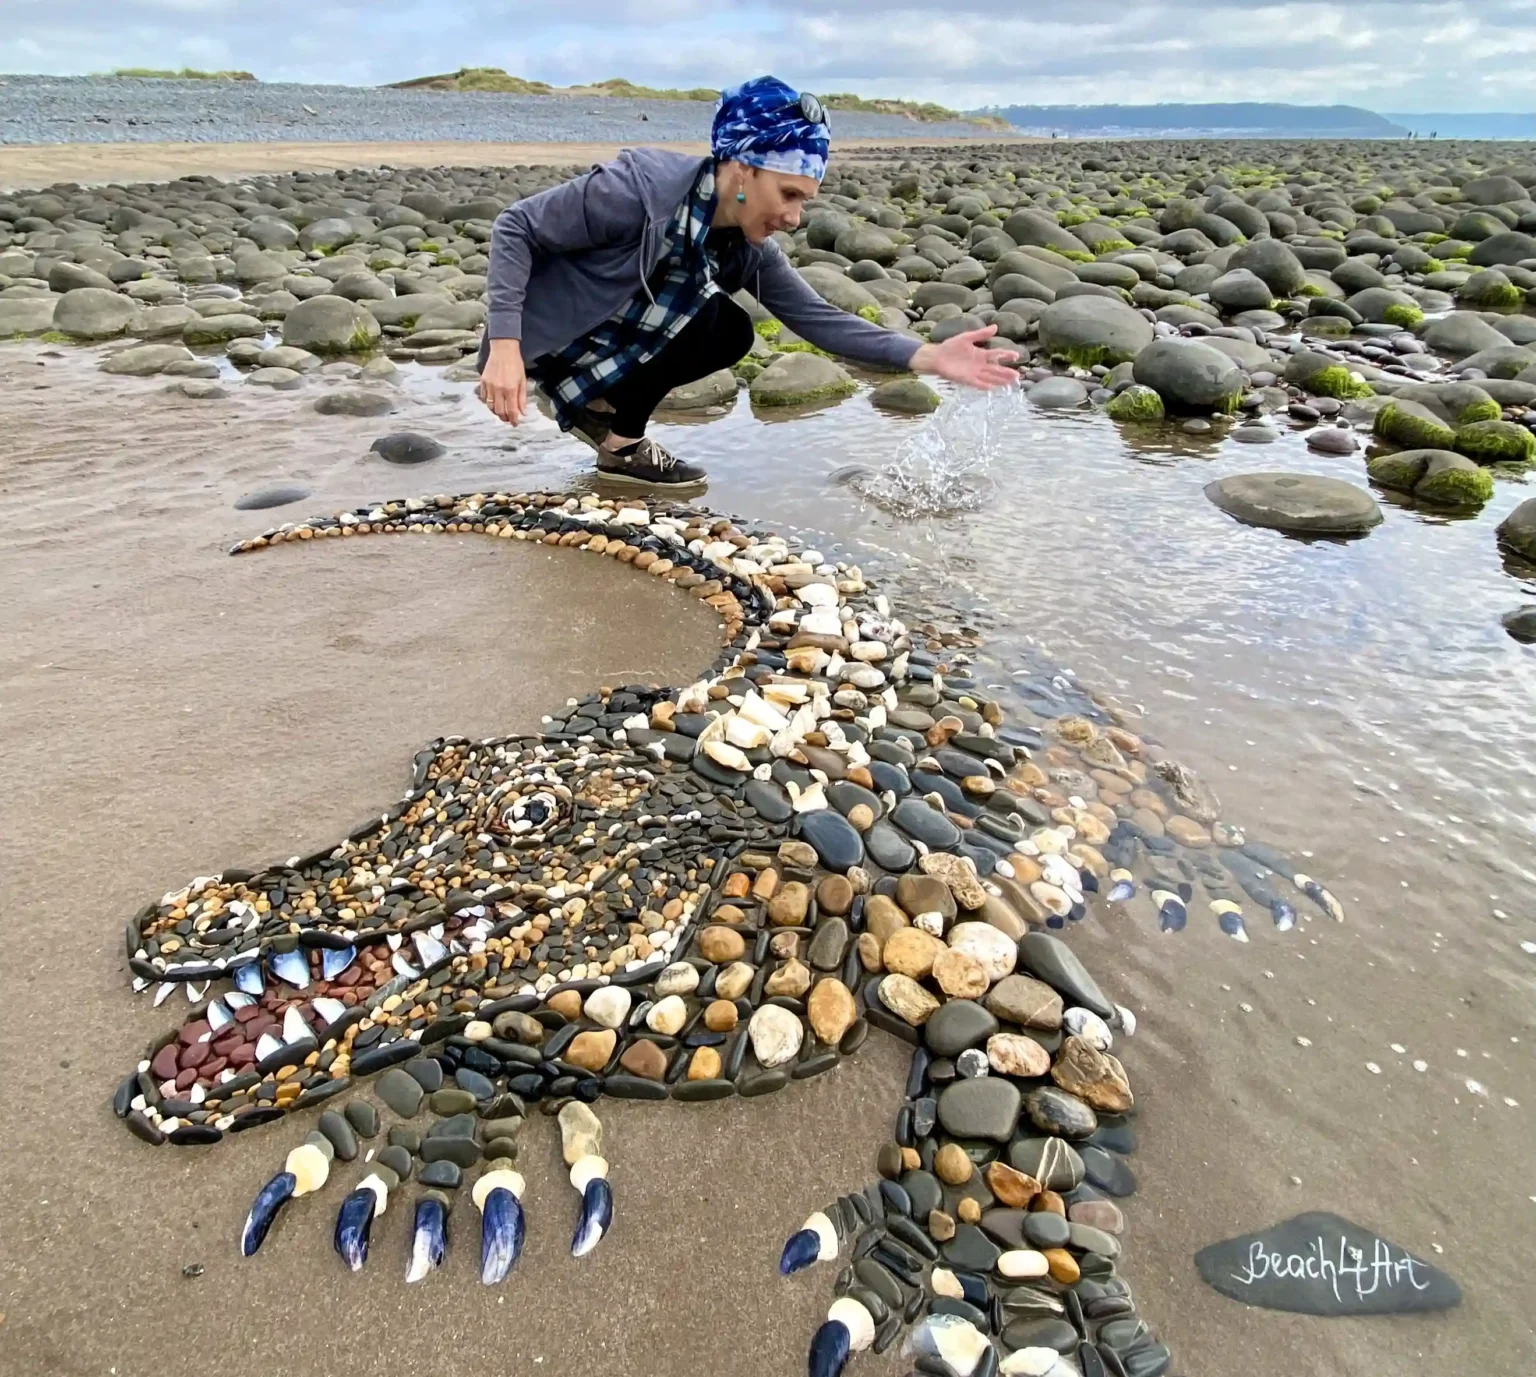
[596,293,755,436]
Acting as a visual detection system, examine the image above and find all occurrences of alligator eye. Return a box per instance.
[501,790,565,838]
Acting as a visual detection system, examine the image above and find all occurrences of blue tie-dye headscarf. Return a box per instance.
[711,75,830,182]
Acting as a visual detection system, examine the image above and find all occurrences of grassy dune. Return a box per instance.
[109,67,257,81]
[387,68,1008,127]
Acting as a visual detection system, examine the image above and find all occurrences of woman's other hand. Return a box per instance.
[479,338,528,423]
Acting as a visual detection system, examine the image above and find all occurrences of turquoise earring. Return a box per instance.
[735,191,746,203]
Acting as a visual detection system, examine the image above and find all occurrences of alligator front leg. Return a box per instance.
[782,931,1166,1377]
[234,1072,618,1284]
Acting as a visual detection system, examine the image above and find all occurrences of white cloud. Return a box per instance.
[0,0,1531,111]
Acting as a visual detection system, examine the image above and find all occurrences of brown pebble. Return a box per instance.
[807,978,856,1045]
[722,872,751,899]
[928,1209,956,1242]
[697,926,746,963]
[688,1046,722,1080]
[703,1000,739,1032]
[767,881,810,926]
[816,874,854,916]
[565,1029,616,1073]
[1032,1190,1066,1216]
[1044,1248,1080,1284]
[957,1197,982,1225]
[547,990,583,1020]
[934,1142,974,1186]
[618,1039,668,1080]
[984,1161,1041,1208]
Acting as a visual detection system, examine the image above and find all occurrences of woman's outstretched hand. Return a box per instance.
[910,325,1020,390]
[479,338,528,424]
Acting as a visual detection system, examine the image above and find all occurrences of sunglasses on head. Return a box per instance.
[795,91,827,127]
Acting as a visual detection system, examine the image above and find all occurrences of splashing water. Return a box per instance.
[855,383,1023,519]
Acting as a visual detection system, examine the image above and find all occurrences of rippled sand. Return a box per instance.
[0,344,1530,1376]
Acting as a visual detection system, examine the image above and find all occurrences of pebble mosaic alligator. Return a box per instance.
[114,489,1343,1377]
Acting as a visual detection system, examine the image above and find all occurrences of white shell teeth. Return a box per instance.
[281,1006,311,1044]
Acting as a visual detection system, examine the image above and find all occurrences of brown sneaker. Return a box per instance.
[595,437,708,492]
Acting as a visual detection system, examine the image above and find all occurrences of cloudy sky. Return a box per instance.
[3,0,1532,111]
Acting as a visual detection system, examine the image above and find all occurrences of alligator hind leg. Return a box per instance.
[782,936,1170,1377]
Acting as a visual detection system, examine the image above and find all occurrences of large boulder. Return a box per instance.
[100,342,193,376]
[656,368,739,412]
[833,224,900,265]
[1374,399,1457,450]
[1284,350,1374,399]
[797,265,881,316]
[1036,295,1153,367]
[1208,268,1274,312]
[1205,473,1383,536]
[1346,286,1423,327]
[47,260,116,293]
[0,297,59,335]
[1454,420,1536,466]
[870,377,941,414]
[1421,312,1509,359]
[1457,344,1536,379]
[298,217,361,254]
[1498,497,1536,560]
[990,273,1055,308]
[1468,231,1536,267]
[1132,338,1244,411]
[1415,452,1495,508]
[1003,210,1091,258]
[282,295,383,354]
[1455,269,1525,311]
[53,287,135,339]
[749,352,856,407]
[989,249,1079,295]
[1228,239,1307,296]
[183,313,265,345]
[1461,175,1528,207]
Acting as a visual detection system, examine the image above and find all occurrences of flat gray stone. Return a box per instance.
[1205,472,1383,536]
[376,1067,424,1118]
[1195,1212,1461,1315]
[936,1076,1021,1141]
[234,485,311,511]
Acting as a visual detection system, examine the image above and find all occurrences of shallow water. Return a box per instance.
[6,343,1535,1373]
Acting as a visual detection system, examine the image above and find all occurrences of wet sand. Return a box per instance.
[0,136,1030,193]
[0,343,1530,1377]
[0,349,909,1377]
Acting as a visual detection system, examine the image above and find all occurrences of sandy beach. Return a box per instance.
[0,136,1029,193]
[0,346,916,1377]
[2,119,1533,1377]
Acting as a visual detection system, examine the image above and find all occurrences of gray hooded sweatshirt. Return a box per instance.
[480,147,921,372]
